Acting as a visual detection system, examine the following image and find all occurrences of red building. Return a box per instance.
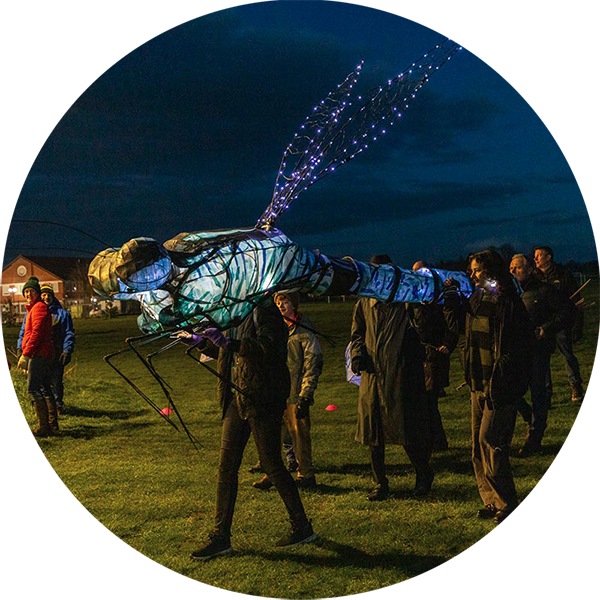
[2,255,92,321]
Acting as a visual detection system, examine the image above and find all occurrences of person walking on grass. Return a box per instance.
[177,298,315,561]
[412,260,458,451]
[534,246,585,403]
[443,249,533,524]
[350,254,433,501]
[509,254,574,456]
[253,291,323,490]
[18,283,75,414]
[16,277,57,437]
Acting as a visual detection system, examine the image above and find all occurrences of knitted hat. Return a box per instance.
[22,276,41,295]
[273,291,300,311]
[40,283,55,296]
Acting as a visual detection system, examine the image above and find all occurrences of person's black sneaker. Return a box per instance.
[571,384,584,403]
[252,474,274,490]
[477,504,497,519]
[275,521,316,548]
[296,476,317,489]
[287,459,299,472]
[518,440,542,458]
[367,483,389,501]
[190,534,233,560]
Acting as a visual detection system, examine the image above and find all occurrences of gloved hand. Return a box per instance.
[203,327,230,349]
[295,397,311,420]
[351,355,373,375]
[442,278,459,297]
[17,355,29,372]
[173,331,204,346]
[60,351,72,366]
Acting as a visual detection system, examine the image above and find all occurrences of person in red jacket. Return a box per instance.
[16,277,56,437]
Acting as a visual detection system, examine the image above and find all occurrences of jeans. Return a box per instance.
[550,328,582,393]
[471,391,518,511]
[27,356,53,402]
[213,400,309,539]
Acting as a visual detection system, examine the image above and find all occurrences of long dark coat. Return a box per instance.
[349,298,430,446]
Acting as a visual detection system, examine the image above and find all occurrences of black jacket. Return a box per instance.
[204,300,291,420]
[412,303,458,391]
[536,262,583,337]
[444,288,534,404]
[520,276,575,350]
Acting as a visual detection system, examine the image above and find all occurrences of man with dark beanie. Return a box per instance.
[350,254,433,500]
[16,277,56,437]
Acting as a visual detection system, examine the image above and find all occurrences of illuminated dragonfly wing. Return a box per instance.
[257,39,461,229]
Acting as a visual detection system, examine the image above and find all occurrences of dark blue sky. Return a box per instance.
[7,1,596,266]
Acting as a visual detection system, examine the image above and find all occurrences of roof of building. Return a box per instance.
[3,255,91,280]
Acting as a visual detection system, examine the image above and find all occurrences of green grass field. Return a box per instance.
[3,288,598,598]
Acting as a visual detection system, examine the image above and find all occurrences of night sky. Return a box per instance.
[6,1,596,266]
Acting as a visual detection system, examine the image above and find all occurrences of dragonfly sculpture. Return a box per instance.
[87,38,473,448]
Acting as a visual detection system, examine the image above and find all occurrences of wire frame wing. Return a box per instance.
[257,38,461,229]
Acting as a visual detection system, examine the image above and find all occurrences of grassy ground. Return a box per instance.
[3,286,598,598]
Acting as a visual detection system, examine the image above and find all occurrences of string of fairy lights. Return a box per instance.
[256,39,462,229]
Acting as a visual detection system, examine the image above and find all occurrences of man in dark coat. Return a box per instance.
[182,299,315,560]
[510,254,575,456]
[350,255,433,501]
[534,246,584,402]
[412,260,458,451]
[443,249,533,524]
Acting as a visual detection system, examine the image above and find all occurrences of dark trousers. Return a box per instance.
[369,401,432,487]
[471,391,518,511]
[548,328,582,397]
[49,360,65,405]
[517,344,552,443]
[427,390,449,451]
[27,356,53,402]
[213,400,309,539]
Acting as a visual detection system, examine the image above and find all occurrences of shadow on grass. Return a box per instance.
[64,406,146,420]
[41,420,155,440]
[245,537,447,575]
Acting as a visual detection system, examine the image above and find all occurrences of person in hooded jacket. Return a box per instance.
[16,277,56,437]
[18,283,75,413]
[349,255,433,501]
[178,298,315,561]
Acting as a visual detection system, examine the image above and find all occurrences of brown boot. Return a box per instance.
[46,396,59,433]
[32,396,51,437]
